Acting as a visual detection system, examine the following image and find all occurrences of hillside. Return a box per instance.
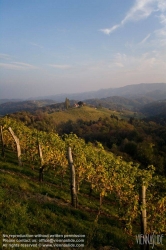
[0,116,166,250]
[8,106,141,134]
[84,96,146,110]
[140,100,166,116]
[0,99,22,105]
[0,121,144,250]
[0,100,56,115]
[1,83,166,116]
[0,159,125,250]
[0,97,137,116]
[49,106,121,123]
[140,100,166,125]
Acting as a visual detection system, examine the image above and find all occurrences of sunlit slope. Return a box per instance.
[48,106,142,125]
[49,106,119,123]
[50,106,112,122]
[0,158,129,250]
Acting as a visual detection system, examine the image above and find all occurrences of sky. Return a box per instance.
[0,0,166,99]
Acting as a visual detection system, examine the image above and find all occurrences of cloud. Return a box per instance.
[155,27,166,37]
[30,42,43,48]
[157,0,166,12]
[121,0,156,24]
[48,64,72,69]
[0,62,38,70]
[0,54,38,70]
[111,51,166,72]
[139,33,151,44]
[100,25,120,35]
[0,53,12,60]
[100,0,166,35]
[154,6,166,45]
[159,13,166,24]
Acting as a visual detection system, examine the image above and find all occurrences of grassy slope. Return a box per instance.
[49,106,141,124]
[0,149,139,250]
[0,149,165,249]
[50,106,115,123]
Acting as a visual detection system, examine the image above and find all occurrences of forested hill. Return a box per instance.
[0,100,56,115]
[0,99,22,104]
[84,96,154,110]
[140,100,166,116]
[0,94,164,116]
[28,82,166,102]
[1,83,166,115]
[140,100,166,125]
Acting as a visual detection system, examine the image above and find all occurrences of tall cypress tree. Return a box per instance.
[65,98,70,109]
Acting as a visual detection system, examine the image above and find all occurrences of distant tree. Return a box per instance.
[111,114,118,121]
[64,98,70,109]
[98,103,102,108]
[77,101,84,107]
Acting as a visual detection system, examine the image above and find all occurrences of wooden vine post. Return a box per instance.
[68,147,77,208]
[38,142,44,182]
[141,186,147,235]
[140,185,149,250]
[38,143,44,167]
[8,127,22,166]
[0,126,5,158]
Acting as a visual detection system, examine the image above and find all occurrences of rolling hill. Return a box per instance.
[29,83,166,102]
[140,100,166,116]
[1,83,166,116]
[0,100,56,115]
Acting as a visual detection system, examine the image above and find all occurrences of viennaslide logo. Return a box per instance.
[136,233,164,249]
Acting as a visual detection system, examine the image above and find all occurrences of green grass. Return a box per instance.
[0,150,165,250]
[47,106,144,128]
[49,106,118,124]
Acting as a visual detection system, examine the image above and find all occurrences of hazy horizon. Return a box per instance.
[1,0,166,99]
